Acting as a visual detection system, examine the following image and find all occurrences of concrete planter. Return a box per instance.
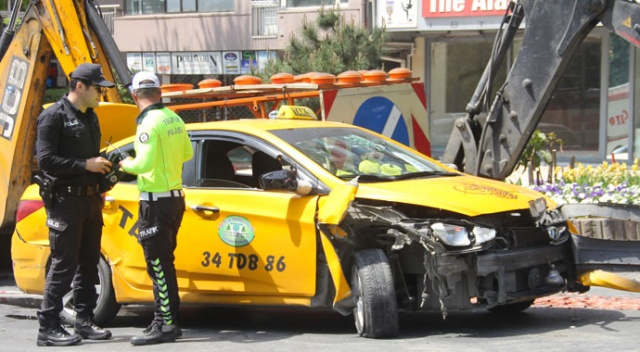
[571,218,640,241]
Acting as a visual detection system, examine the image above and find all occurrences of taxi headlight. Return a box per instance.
[431,222,471,246]
[472,226,496,244]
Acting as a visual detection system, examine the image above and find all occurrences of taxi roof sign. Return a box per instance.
[273,105,317,120]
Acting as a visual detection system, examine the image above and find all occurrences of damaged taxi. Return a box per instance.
[12,106,579,338]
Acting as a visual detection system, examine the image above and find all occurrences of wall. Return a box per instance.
[112,2,362,53]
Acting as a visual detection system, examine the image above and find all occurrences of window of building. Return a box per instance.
[198,0,234,12]
[541,37,601,153]
[126,0,233,14]
[602,32,634,162]
[285,0,348,7]
[427,36,509,154]
[428,33,603,160]
[633,45,640,162]
[252,1,278,37]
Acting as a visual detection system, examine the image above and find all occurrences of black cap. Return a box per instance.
[69,63,115,88]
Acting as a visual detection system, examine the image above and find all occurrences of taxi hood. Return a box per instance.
[354,174,548,217]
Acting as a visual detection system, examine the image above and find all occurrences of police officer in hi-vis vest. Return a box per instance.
[119,71,193,346]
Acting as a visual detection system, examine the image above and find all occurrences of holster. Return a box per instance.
[33,174,53,209]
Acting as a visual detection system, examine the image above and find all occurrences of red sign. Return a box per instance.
[422,0,508,18]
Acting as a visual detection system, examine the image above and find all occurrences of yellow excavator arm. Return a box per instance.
[0,0,133,230]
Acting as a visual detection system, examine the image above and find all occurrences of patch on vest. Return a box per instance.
[139,132,150,143]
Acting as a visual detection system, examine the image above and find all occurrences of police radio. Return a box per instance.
[98,140,130,193]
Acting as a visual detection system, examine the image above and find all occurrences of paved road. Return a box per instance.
[2,274,640,351]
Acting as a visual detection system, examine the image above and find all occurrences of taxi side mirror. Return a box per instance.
[259,170,312,196]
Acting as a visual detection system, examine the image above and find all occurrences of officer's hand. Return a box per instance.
[118,157,134,169]
[86,156,112,174]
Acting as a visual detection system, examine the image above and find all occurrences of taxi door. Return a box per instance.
[176,141,320,301]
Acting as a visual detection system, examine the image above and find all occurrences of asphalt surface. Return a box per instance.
[2,269,640,312]
[4,269,640,351]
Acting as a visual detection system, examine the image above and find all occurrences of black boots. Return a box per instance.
[74,317,112,340]
[130,322,180,346]
[36,323,82,347]
[37,316,111,346]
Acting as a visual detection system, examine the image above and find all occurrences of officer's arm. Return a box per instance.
[121,125,157,175]
[36,112,87,174]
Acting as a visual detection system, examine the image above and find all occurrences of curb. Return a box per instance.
[0,293,42,308]
[0,274,43,309]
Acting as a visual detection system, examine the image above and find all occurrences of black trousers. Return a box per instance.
[38,193,103,325]
[137,196,185,326]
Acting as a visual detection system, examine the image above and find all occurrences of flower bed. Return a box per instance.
[528,160,640,240]
[530,160,640,206]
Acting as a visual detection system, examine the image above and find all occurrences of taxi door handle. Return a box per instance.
[190,205,220,213]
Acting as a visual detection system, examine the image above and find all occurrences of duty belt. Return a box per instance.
[139,189,184,201]
[55,184,100,197]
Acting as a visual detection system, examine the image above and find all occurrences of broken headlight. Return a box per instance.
[430,223,496,247]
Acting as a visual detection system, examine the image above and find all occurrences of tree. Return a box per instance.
[262,7,387,78]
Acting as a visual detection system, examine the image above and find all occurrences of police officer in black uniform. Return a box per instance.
[35,63,115,347]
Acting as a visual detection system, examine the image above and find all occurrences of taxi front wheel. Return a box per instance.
[351,249,399,338]
[59,257,121,326]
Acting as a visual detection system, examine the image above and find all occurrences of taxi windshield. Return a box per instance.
[271,127,455,181]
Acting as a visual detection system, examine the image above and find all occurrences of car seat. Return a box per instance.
[251,151,282,186]
[202,153,235,184]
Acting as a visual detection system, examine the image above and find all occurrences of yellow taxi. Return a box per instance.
[12,106,577,338]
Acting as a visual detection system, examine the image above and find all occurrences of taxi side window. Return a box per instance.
[198,140,252,188]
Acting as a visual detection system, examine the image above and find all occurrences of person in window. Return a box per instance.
[358,149,403,176]
[329,140,358,176]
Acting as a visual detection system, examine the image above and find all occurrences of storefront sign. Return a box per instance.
[379,0,418,28]
[222,51,241,74]
[422,0,508,18]
[156,52,172,74]
[127,53,142,72]
[241,51,257,74]
[142,52,156,73]
[257,51,276,72]
[171,52,222,75]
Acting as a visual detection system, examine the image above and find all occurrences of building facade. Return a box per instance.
[105,0,638,163]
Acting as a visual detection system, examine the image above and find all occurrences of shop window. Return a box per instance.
[541,38,601,152]
[604,34,630,158]
[428,34,603,158]
[428,36,509,153]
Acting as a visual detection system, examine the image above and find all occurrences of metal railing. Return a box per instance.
[97,4,120,35]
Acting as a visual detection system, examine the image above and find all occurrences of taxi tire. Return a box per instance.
[351,249,399,339]
[59,257,121,326]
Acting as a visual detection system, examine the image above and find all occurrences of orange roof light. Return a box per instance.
[198,79,222,89]
[270,72,295,84]
[234,75,262,85]
[160,83,194,94]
